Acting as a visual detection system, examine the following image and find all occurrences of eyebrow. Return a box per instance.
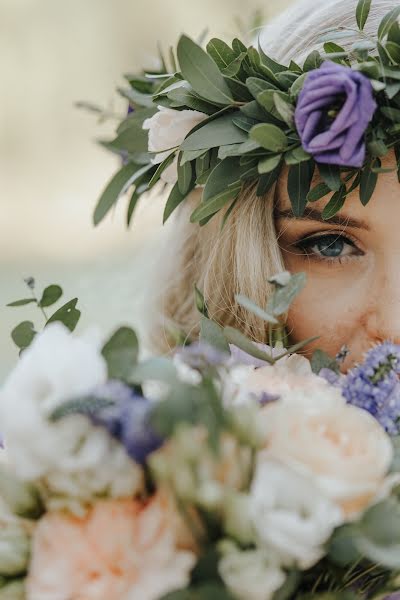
[275,207,370,230]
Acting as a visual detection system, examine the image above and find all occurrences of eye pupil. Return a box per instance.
[316,236,344,257]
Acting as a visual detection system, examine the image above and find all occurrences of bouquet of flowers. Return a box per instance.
[2,272,400,600]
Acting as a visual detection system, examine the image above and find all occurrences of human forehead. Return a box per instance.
[275,149,399,223]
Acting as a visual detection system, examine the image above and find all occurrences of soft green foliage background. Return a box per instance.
[0,0,293,382]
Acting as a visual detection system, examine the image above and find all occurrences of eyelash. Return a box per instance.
[295,232,363,264]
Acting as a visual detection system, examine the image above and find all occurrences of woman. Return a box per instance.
[149,0,400,372]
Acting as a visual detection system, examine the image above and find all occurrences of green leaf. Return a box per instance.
[303,50,323,72]
[194,285,209,317]
[359,165,378,205]
[355,498,400,568]
[258,155,282,174]
[181,113,247,151]
[129,357,178,386]
[356,0,372,30]
[93,163,153,226]
[222,52,246,77]
[6,299,36,307]
[0,465,43,519]
[290,73,308,98]
[235,294,278,324]
[322,185,346,220]
[206,38,236,70]
[378,6,400,41]
[249,124,288,152]
[324,41,346,54]
[102,120,149,154]
[381,105,400,121]
[202,157,241,202]
[267,272,307,316]
[101,326,139,381]
[50,396,115,422]
[148,152,176,189]
[46,299,81,332]
[318,163,342,191]
[256,90,288,121]
[163,182,187,223]
[190,182,241,222]
[200,317,230,353]
[231,114,258,132]
[177,35,233,105]
[178,157,194,195]
[246,77,279,100]
[311,348,340,374]
[385,41,400,63]
[127,184,146,226]
[284,146,311,165]
[39,285,63,308]
[256,166,281,196]
[223,326,275,364]
[307,182,331,202]
[11,321,36,350]
[287,160,315,217]
[273,92,295,126]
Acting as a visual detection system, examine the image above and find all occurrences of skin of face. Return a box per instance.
[275,148,400,371]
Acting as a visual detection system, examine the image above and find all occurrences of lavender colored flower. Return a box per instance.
[340,342,400,434]
[295,61,377,168]
[175,341,229,370]
[88,381,163,465]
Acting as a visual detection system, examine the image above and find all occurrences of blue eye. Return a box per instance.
[298,233,357,259]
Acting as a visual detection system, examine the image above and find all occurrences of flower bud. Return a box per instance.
[223,493,254,545]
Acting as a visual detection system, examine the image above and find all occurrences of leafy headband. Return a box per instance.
[88,0,400,228]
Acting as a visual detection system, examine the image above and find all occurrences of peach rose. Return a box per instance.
[260,389,393,518]
[27,494,196,600]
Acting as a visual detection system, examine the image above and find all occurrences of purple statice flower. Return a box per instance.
[294,61,377,167]
[89,380,163,465]
[175,341,229,370]
[340,342,400,435]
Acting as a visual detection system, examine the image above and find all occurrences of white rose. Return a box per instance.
[249,458,342,569]
[142,106,207,184]
[0,323,142,513]
[218,541,285,600]
[261,389,393,518]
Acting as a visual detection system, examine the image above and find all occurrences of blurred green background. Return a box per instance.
[0,0,293,382]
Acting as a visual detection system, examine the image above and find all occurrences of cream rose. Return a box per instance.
[142,106,207,184]
[260,389,393,517]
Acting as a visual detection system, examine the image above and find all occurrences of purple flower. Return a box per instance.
[88,381,163,465]
[175,341,229,370]
[294,61,377,168]
[340,342,400,434]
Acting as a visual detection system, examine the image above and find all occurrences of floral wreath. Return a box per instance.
[87,0,400,228]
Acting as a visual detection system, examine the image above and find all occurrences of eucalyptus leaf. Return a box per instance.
[148,152,176,189]
[258,155,282,174]
[101,326,139,381]
[249,124,288,152]
[200,317,230,353]
[284,146,311,165]
[307,182,331,202]
[39,285,63,308]
[177,35,234,105]
[235,294,278,324]
[303,50,323,72]
[322,185,346,220]
[267,272,307,316]
[256,166,281,196]
[202,157,241,202]
[178,157,194,195]
[46,299,81,332]
[246,77,279,100]
[311,348,340,374]
[273,92,295,126]
[11,321,36,350]
[129,357,178,385]
[190,182,241,222]
[381,105,400,122]
[6,299,36,307]
[223,326,275,364]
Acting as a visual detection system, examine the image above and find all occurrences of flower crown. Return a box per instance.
[90,0,400,227]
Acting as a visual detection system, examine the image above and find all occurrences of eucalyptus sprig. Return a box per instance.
[7,278,81,353]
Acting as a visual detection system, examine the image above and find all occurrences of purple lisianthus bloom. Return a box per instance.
[294,61,377,168]
[339,342,400,434]
[88,381,163,465]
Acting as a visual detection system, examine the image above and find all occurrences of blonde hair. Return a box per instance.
[149,0,398,353]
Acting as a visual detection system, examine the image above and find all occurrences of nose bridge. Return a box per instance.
[367,259,400,343]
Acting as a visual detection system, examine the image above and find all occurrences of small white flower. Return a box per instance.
[0,324,142,513]
[142,106,207,184]
[218,541,285,600]
[249,458,343,569]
